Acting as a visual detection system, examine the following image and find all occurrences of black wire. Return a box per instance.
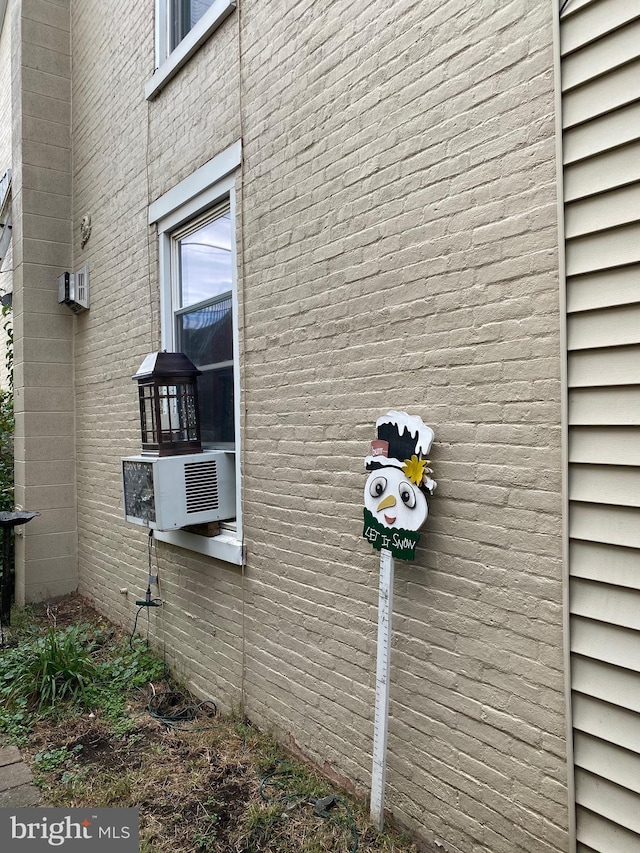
[147,689,218,730]
[129,598,161,649]
[259,763,301,804]
[147,528,153,578]
[331,797,358,853]
[129,606,145,649]
[559,0,572,14]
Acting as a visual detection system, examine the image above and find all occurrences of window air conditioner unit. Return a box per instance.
[57,266,89,313]
[121,450,235,531]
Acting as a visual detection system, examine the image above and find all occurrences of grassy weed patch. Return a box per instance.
[0,596,419,853]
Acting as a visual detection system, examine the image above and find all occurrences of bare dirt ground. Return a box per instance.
[9,595,419,853]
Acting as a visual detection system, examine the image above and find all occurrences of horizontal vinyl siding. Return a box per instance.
[570,504,640,550]
[571,656,640,714]
[569,465,640,507]
[569,346,640,387]
[562,60,640,128]
[574,733,640,796]
[562,0,640,849]
[565,222,640,275]
[575,806,640,853]
[574,771,640,836]
[571,579,640,630]
[569,539,640,584]
[573,694,640,750]
[566,264,640,313]
[560,0,640,56]
[563,102,640,165]
[564,142,640,202]
[568,388,640,425]
[565,184,640,238]
[562,18,640,91]
[567,304,640,349]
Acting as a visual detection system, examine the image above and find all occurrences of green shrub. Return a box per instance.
[34,745,80,772]
[84,635,166,731]
[0,619,167,740]
[4,624,99,711]
[0,699,33,745]
[0,304,13,512]
[0,389,13,512]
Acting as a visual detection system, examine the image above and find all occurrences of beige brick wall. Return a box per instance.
[12,0,76,603]
[66,1,567,851]
[69,0,245,701]
[0,3,11,169]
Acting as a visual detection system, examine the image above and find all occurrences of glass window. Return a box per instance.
[172,205,235,447]
[147,0,236,100]
[150,147,242,559]
[170,0,215,51]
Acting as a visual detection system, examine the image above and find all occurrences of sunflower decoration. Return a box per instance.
[402,454,433,488]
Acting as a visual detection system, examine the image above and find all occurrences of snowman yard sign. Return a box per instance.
[363,411,437,830]
[363,411,436,561]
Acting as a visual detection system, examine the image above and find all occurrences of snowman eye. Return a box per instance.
[399,482,416,508]
[369,476,387,498]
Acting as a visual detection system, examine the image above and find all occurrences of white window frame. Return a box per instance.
[148,141,243,565]
[146,0,237,101]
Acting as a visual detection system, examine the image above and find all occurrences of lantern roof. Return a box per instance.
[132,351,202,382]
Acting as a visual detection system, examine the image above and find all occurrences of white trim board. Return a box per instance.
[149,141,241,228]
[154,528,243,565]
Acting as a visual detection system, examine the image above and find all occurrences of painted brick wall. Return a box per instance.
[12,0,76,603]
[70,0,160,630]
[238,3,566,850]
[0,4,11,169]
[70,0,246,706]
[66,1,568,851]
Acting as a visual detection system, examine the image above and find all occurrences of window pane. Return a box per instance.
[170,0,215,50]
[178,212,232,307]
[199,366,234,444]
[173,205,235,450]
[176,296,232,369]
[190,0,214,26]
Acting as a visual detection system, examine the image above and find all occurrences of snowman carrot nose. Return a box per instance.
[377,495,396,512]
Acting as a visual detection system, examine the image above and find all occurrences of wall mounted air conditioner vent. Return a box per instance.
[75,266,89,308]
[184,460,220,513]
[122,450,235,531]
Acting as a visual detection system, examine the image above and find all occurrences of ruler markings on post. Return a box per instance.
[370,547,394,830]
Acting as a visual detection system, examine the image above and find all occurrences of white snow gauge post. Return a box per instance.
[363,411,437,830]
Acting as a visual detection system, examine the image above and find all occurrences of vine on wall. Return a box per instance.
[0,303,14,511]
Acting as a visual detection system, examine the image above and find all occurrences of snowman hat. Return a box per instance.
[365,411,437,494]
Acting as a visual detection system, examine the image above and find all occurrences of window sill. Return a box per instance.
[146,0,237,101]
[154,528,244,565]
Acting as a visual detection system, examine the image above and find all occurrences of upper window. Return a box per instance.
[170,0,215,51]
[146,0,236,100]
